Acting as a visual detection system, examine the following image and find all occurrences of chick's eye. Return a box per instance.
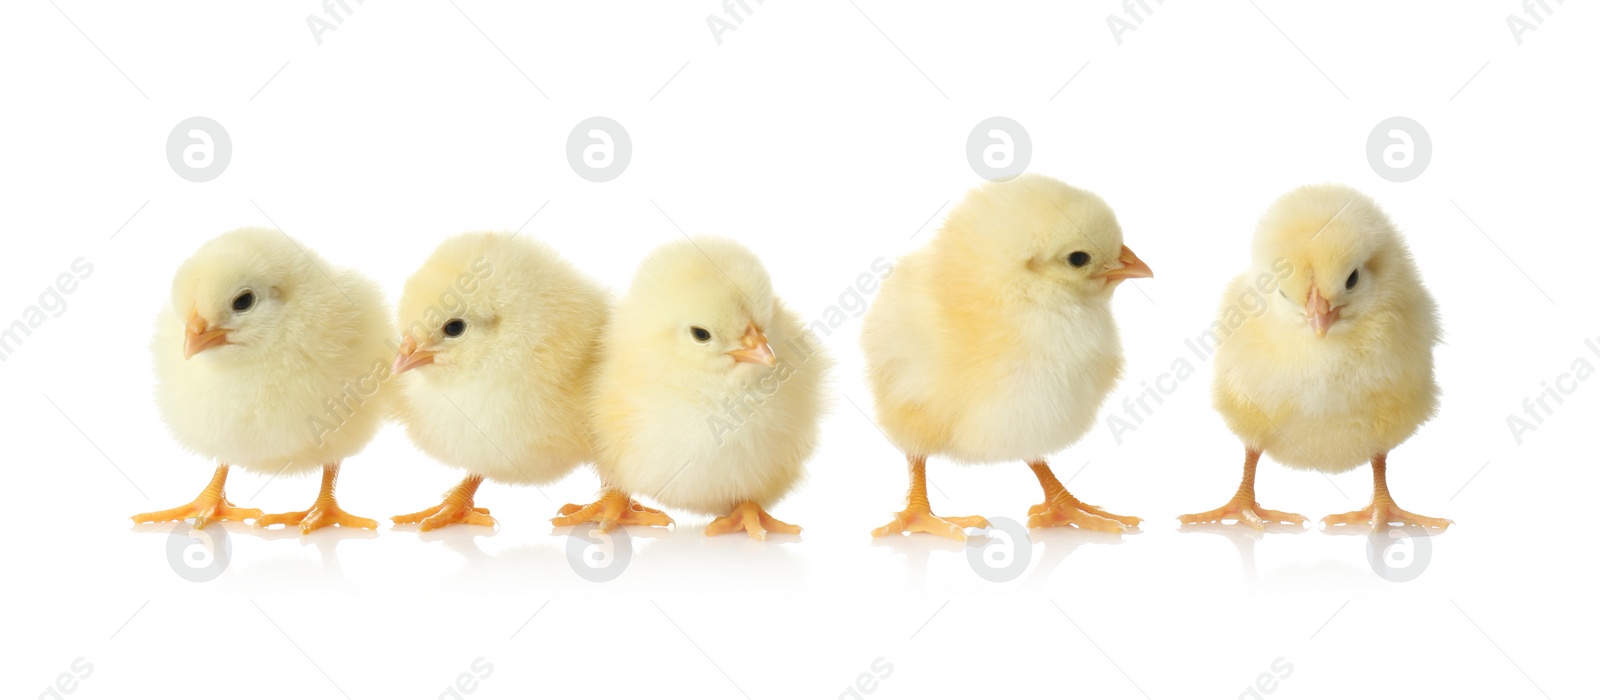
[690,327,712,342]
[442,318,466,338]
[231,290,255,313]
[1067,251,1091,268]
[1345,269,1359,290]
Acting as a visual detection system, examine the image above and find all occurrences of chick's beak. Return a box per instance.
[183,312,231,360]
[392,334,436,375]
[1101,245,1153,282]
[1306,287,1340,338]
[727,324,777,367]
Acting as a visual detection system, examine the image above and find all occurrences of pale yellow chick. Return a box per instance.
[134,228,393,533]
[1181,184,1450,531]
[389,232,614,531]
[553,236,831,539]
[862,174,1152,540]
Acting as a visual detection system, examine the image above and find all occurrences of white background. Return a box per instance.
[2,1,1595,698]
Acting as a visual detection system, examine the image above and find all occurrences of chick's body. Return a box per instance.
[138,228,392,531]
[559,236,830,538]
[1184,184,1449,531]
[390,232,609,530]
[863,174,1152,539]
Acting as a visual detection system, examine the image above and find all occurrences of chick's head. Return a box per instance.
[168,227,327,363]
[617,236,779,378]
[936,173,1151,306]
[392,232,565,378]
[1253,184,1415,339]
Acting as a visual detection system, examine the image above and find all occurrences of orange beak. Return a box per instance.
[184,312,231,359]
[1306,287,1340,338]
[392,334,436,375]
[1101,245,1153,282]
[727,324,777,367]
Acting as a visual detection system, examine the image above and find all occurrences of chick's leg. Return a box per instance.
[872,455,989,541]
[132,465,262,527]
[1026,461,1142,532]
[1321,453,1451,531]
[392,474,496,531]
[258,463,378,534]
[551,489,673,533]
[704,501,801,540]
[1179,448,1306,530]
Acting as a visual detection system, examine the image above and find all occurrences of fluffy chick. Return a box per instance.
[1180,184,1450,531]
[863,174,1152,540]
[133,227,392,533]
[553,236,830,539]
[389,232,614,531]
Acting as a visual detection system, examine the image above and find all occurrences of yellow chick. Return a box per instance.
[863,174,1152,540]
[553,236,831,539]
[389,232,613,531]
[1181,184,1450,531]
[133,227,392,533]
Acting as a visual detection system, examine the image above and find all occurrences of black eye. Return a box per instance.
[231,290,255,312]
[1067,251,1091,268]
[442,318,466,338]
[690,327,712,342]
[1345,269,1359,290]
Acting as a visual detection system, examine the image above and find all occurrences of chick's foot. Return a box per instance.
[259,501,378,534]
[258,464,376,534]
[1027,496,1137,533]
[132,466,261,528]
[551,490,673,533]
[1321,501,1451,531]
[872,508,990,541]
[393,502,495,531]
[704,501,800,540]
[1179,496,1307,531]
[393,475,496,531]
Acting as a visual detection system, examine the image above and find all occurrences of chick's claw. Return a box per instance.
[259,503,378,534]
[1321,502,1451,531]
[132,496,262,529]
[552,491,673,533]
[872,509,989,541]
[392,503,496,531]
[704,501,801,540]
[1026,500,1131,533]
[1179,497,1307,531]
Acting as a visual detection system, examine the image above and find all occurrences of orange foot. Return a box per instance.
[132,466,261,528]
[704,501,800,540]
[1028,497,1141,532]
[393,475,496,531]
[259,501,377,534]
[393,502,495,531]
[872,507,989,541]
[1322,501,1451,531]
[1180,495,1306,531]
[552,490,673,533]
